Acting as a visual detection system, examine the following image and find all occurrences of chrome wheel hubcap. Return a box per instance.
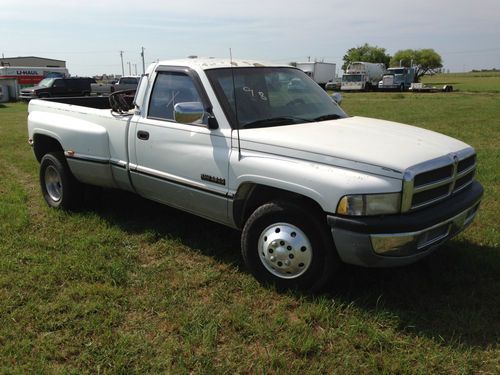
[45,165,62,201]
[258,222,312,279]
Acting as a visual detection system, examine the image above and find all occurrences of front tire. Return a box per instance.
[241,201,338,292]
[40,152,82,210]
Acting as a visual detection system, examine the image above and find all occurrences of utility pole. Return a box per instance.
[141,47,146,74]
[127,62,131,75]
[134,64,137,75]
[120,51,124,76]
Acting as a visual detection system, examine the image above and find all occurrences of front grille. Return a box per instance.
[457,155,476,173]
[402,148,477,212]
[413,165,453,186]
[454,170,475,191]
[412,184,451,207]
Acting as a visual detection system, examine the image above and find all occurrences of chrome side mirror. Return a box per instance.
[174,102,204,124]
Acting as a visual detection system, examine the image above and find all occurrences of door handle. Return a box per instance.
[137,130,149,140]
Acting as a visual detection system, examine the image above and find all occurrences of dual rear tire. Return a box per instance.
[40,152,83,210]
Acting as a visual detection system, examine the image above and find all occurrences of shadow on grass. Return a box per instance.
[84,188,499,349]
[83,187,242,266]
[327,244,499,349]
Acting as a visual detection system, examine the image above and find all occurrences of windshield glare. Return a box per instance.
[206,67,346,129]
[37,78,55,88]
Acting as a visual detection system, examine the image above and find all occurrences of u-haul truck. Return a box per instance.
[0,66,69,99]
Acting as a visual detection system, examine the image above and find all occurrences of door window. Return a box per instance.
[52,79,66,88]
[148,72,206,124]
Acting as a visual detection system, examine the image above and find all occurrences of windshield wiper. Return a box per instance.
[312,114,342,122]
[242,116,311,129]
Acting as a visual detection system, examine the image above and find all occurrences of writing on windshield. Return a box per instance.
[206,67,346,129]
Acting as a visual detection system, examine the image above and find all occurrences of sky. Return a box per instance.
[1,0,499,76]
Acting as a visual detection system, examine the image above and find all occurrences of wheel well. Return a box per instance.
[233,183,326,229]
[33,134,64,162]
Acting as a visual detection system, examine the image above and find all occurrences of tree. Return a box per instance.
[390,49,443,82]
[342,43,391,71]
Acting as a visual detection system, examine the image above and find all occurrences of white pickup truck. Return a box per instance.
[27,58,483,291]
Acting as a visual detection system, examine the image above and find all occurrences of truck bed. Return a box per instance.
[42,96,113,109]
[42,94,135,110]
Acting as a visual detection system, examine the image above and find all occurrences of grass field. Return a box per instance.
[0,89,499,373]
[422,71,500,93]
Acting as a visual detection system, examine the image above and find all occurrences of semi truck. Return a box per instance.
[295,62,336,88]
[341,62,386,91]
[27,58,482,292]
[378,67,416,91]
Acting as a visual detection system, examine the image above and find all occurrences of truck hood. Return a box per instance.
[238,116,470,176]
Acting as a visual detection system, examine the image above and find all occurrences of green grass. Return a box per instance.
[422,71,500,92]
[0,98,499,374]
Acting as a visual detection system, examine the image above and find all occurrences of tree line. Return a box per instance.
[342,43,443,82]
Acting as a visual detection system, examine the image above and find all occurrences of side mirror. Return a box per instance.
[174,102,204,124]
[331,92,342,105]
[174,102,219,129]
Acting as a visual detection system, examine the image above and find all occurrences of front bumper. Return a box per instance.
[19,93,36,101]
[328,181,483,267]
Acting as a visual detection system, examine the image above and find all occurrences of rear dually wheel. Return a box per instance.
[39,152,83,210]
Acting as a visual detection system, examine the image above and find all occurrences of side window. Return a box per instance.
[148,72,205,124]
[53,79,66,88]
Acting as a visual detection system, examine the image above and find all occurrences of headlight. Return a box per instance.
[336,193,401,216]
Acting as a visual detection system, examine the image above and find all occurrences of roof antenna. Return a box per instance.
[230,48,242,161]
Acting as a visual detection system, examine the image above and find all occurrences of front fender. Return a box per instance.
[230,151,402,213]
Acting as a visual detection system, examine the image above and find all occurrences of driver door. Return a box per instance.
[130,69,231,224]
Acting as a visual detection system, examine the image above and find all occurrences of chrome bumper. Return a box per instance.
[327,181,483,267]
[370,202,479,257]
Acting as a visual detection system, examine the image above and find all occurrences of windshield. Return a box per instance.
[37,78,55,88]
[342,74,363,82]
[388,69,406,74]
[206,67,346,129]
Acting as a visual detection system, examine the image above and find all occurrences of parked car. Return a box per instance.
[91,76,139,96]
[20,77,96,101]
[114,76,140,91]
[27,59,483,292]
[325,77,342,91]
[91,80,116,96]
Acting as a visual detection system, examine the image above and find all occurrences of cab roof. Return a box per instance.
[154,58,290,70]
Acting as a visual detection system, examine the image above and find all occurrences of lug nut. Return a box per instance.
[270,256,276,262]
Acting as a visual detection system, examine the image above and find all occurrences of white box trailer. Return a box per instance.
[296,62,336,87]
[0,66,69,100]
[341,62,386,91]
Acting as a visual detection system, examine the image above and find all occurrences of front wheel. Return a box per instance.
[241,201,338,292]
[40,152,83,210]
